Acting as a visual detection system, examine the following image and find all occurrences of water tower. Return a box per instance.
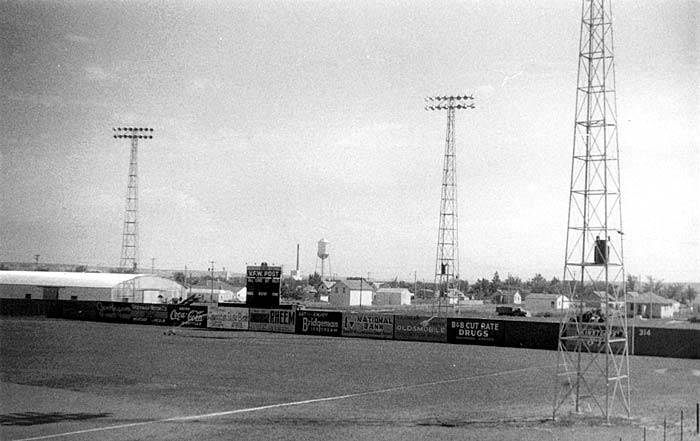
[315,238,332,280]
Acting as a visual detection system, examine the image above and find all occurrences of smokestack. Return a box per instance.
[296,243,300,270]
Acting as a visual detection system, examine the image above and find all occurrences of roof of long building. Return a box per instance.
[336,279,373,291]
[627,291,678,305]
[0,270,154,288]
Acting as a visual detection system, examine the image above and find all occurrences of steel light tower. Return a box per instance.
[425,95,474,315]
[553,0,630,423]
[113,127,154,272]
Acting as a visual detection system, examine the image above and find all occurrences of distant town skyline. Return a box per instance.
[1,1,698,282]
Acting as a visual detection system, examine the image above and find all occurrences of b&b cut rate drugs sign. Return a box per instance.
[246,263,281,308]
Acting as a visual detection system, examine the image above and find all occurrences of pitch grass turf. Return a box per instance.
[1,317,698,441]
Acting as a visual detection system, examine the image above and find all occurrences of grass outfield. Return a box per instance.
[1,317,698,441]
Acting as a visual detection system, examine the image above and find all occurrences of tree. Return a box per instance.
[308,272,322,287]
[642,276,664,293]
[504,274,523,290]
[472,278,491,298]
[626,274,639,292]
[548,277,563,294]
[660,283,686,302]
[526,273,548,293]
[281,283,303,300]
[172,272,186,285]
[456,278,470,295]
[491,272,502,293]
[682,285,698,304]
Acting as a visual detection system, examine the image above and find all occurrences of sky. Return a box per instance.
[1,0,698,283]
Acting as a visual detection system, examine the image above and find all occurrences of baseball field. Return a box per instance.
[1,317,698,441]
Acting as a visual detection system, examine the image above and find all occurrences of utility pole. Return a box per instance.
[425,95,475,316]
[209,260,215,300]
[553,0,630,423]
[360,276,363,309]
[414,270,417,302]
[113,127,154,273]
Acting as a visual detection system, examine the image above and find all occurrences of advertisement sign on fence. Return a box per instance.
[131,304,168,325]
[562,322,627,353]
[207,306,249,330]
[341,313,394,339]
[167,305,208,328]
[249,308,296,333]
[57,300,99,321]
[394,315,447,342]
[296,310,342,337]
[96,301,134,323]
[447,318,505,345]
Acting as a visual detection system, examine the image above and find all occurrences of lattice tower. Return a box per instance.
[113,127,154,272]
[553,0,630,423]
[425,95,474,316]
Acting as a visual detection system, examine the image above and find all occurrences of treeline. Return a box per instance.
[457,273,697,304]
[307,271,698,305]
[167,270,697,305]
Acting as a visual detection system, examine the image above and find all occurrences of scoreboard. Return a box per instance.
[246,263,281,308]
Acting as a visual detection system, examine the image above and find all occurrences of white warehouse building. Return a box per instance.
[329,279,373,307]
[374,287,412,306]
[0,271,186,303]
[524,293,571,312]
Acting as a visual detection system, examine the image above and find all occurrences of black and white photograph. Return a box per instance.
[1,1,698,440]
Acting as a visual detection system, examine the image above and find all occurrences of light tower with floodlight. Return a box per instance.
[425,95,475,316]
[112,127,154,273]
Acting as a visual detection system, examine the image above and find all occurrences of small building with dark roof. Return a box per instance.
[626,291,680,319]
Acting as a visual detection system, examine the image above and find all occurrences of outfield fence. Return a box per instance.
[1,299,698,359]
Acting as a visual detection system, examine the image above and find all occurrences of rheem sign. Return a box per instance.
[246,263,281,308]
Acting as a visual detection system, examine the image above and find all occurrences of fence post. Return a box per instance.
[680,409,683,441]
[696,402,699,435]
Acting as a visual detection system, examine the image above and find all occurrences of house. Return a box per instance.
[316,280,336,302]
[329,279,373,307]
[692,298,700,312]
[626,291,681,319]
[584,291,625,310]
[524,293,571,311]
[443,288,468,305]
[374,287,411,306]
[491,289,522,305]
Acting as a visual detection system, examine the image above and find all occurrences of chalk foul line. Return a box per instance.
[14,364,553,441]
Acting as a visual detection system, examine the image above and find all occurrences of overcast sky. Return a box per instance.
[1,0,698,282]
